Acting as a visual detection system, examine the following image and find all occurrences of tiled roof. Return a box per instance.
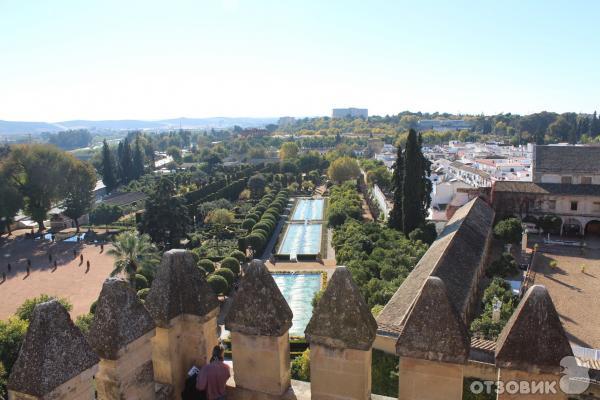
[450,161,491,179]
[493,181,600,196]
[377,198,494,339]
[534,145,600,175]
[101,191,148,207]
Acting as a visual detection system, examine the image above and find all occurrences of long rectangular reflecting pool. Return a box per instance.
[277,223,322,256]
[292,198,324,221]
[272,273,322,337]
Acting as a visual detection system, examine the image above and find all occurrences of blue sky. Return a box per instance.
[0,0,599,121]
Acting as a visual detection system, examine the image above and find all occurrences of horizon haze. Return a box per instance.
[1,1,600,121]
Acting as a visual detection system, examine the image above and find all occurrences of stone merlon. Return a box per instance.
[225,259,293,336]
[88,278,156,360]
[305,266,377,350]
[495,285,573,374]
[145,249,219,327]
[7,300,99,397]
[395,277,470,364]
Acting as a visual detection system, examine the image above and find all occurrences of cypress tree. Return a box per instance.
[133,139,145,179]
[418,133,432,219]
[119,138,134,184]
[402,129,424,234]
[388,144,404,230]
[591,111,600,137]
[101,140,117,193]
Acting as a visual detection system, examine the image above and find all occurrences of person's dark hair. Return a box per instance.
[211,344,225,362]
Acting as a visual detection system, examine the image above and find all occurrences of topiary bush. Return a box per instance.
[221,257,241,275]
[135,274,149,289]
[137,288,150,301]
[229,250,246,263]
[214,268,235,286]
[207,275,229,295]
[198,259,216,274]
[241,218,256,230]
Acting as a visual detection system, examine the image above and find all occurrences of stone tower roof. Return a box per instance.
[305,266,377,350]
[7,300,99,397]
[145,249,219,327]
[395,277,470,364]
[225,259,293,336]
[496,285,573,374]
[88,278,155,360]
[377,197,493,337]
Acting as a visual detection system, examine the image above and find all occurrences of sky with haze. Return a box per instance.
[1,0,599,121]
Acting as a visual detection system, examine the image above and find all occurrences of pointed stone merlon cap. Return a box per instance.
[395,277,470,364]
[305,266,377,350]
[7,300,100,397]
[88,278,156,360]
[145,249,219,328]
[495,285,573,374]
[225,259,293,336]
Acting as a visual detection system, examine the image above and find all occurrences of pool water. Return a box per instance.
[292,198,324,221]
[63,233,86,242]
[272,273,322,336]
[278,223,322,255]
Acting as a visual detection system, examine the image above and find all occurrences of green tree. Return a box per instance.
[279,142,299,160]
[402,129,425,234]
[205,208,235,256]
[166,146,182,164]
[4,144,73,230]
[327,156,360,183]
[207,274,229,295]
[89,203,123,225]
[0,170,23,235]
[139,177,191,248]
[0,317,28,396]
[493,218,522,244]
[119,138,134,184]
[15,294,72,322]
[291,349,310,381]
[101,139,118,193]
[63,160,96,232]
[248,173,267,198]
[133,139,145,180]
[107,231,159,289]
[388,144,404,230]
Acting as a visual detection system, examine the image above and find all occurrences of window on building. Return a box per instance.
[571,201,578,211]
[561,176,573,184]
[581,176,592,184]
[548,200,556,210]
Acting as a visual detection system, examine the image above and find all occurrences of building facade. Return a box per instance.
[492,145,600,236]
[332,107,368,119]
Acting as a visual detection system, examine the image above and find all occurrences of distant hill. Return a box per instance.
[0,117,278,135]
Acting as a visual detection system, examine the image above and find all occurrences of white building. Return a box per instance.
[332,108,368,119]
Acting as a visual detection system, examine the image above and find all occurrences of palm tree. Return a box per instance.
[107,231,160,289]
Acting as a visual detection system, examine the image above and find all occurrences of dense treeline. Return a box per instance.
[0,144,96,232]
[275,111,600,145]
[46,129,93,150]
[333,219,428,309]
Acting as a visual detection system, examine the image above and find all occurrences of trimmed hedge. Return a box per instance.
[208,275,229,295]
[229,250,246,263]
[214,268,235,285]
[198,259,216,274]
[221,257,241,275]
